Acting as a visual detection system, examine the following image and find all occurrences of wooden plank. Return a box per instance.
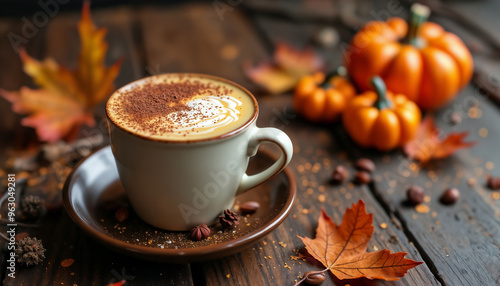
[336,84,500,285]
[243,0,338,22]
[251,2,500,284]
[0,15,47,283]
[5,213,193,285]
[196,94,439,285]
[183,7,437,285]
[138,3,268,92]
[1,1,498,285]
[0,17,45,147]
[1,7,193,285]
[323,2,500,283]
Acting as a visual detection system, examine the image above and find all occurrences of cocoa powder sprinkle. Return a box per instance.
[109,77,232,136]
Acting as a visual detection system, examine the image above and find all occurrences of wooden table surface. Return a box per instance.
[1,0,500,285]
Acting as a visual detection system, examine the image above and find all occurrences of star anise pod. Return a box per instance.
[15,237,46,266]
[219,209,239,229]
[190,225,210,241]
[21,195,46,220]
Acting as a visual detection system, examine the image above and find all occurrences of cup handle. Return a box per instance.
[236,127,293,195]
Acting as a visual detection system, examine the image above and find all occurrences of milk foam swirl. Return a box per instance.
[107,74,255,140]
[166,95,242,135]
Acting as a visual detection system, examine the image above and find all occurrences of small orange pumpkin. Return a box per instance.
[342,76,421,151]
[344,4,473,110]
[293,68,356,123]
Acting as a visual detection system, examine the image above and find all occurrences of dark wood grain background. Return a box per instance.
[1,0,500,285]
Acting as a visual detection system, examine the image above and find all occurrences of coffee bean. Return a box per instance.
[354,171,371,185]
[355,158,375,173]
[449,112,462,125]
[303,271,326,285]
[115,207,129,222]
[331,165,348,184]
[406,185,425,205]
[440,188,460,205]
[239,201,260,214]
[487,176,500,190]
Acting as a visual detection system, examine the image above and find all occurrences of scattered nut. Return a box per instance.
[239,201,260,215]
[355,158,376,173]
[331,165,348,184]
[406,185,425,205]
[449,112,462,125]
[487,176,500,190]
[115,207,129,222]
[440,188,460,205]
[304,271,326,285]
[354,171,371,185]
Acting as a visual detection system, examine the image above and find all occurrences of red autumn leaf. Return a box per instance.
[244,42,324,94]
[404,116,476,163]
[0,1,122,143]
[296,201,422,283]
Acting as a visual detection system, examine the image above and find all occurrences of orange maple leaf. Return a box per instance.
[296,201,422,284]
[0,1,122,143]
[404,116,476,163]
[244,42,324,94]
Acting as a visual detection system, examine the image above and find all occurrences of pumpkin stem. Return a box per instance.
[320,66,347,89]
[405,3,431,47]
[371,76,392,110]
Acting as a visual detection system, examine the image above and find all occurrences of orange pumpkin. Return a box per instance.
[293,68,356,123]
[344,4,473,110]
[342,76,421,151]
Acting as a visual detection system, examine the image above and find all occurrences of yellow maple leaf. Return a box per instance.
[0,1,122,142]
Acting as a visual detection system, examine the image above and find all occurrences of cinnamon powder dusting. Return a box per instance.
[108,76,233,137]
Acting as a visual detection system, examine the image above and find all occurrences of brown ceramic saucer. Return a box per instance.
[63,146,296,263]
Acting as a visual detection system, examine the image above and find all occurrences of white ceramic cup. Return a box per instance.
[106,74,293,231]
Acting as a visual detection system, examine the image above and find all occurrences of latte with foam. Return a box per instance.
[106,74,256,141]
